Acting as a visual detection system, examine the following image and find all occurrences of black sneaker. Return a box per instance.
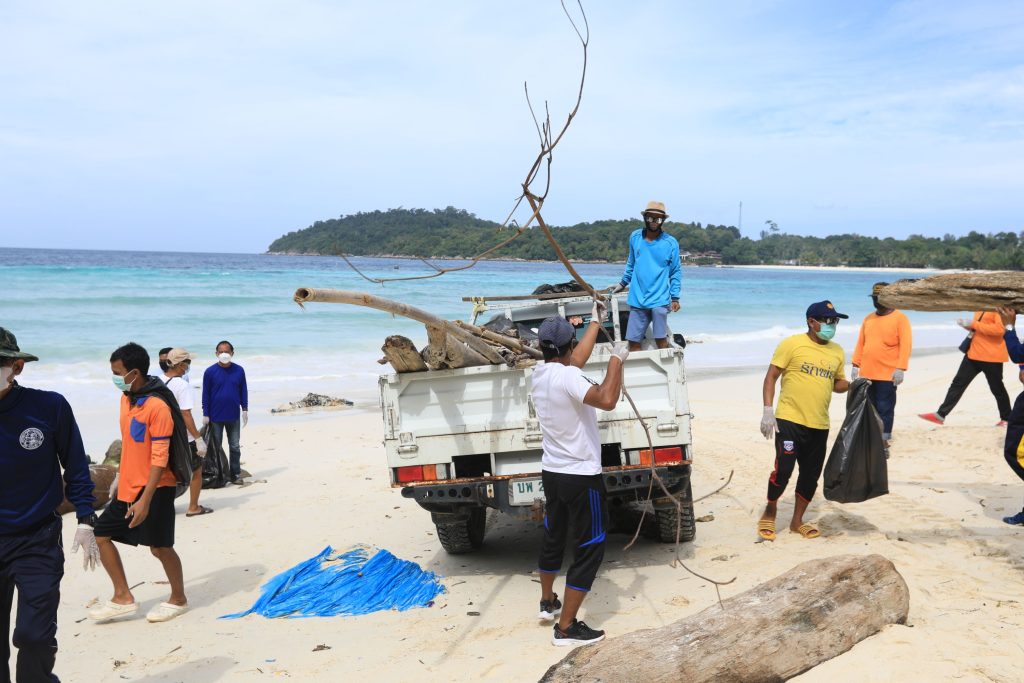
[231,477,245,485]
[538,593,561,622]
[552,619,605,647]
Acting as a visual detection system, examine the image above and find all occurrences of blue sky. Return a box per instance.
[2,0,1022,252]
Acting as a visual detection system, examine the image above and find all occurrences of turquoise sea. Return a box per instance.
[1,248,964,454]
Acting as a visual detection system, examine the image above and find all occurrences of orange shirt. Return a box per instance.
[852,310,913,381]
[118,394,177,502]
[967,311,1009,363]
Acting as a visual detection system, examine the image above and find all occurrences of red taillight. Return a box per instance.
[395,465,441,483]
[638,447,684,466]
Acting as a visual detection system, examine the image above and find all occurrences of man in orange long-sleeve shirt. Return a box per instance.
[920,311,1011,426]
[853,283,912,447]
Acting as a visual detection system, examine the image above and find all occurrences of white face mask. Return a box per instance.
[1,366,13,387]
[218,352,232,364]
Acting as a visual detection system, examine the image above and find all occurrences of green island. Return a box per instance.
[268,207,1024,270]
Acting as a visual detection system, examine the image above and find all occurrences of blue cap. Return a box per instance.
[537,316,576,348]
[806,301,848,320]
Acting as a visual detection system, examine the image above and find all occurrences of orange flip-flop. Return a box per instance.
[757,519,776,541]
[794,523,820,539]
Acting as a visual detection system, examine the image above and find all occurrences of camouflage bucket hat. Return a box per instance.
[0,328,39,362]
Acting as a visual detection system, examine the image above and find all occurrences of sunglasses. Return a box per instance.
[644,215,665,226]
[813,317,841,325]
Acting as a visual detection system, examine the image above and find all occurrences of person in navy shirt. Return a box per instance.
[609,200,682,351]
[1,327,98,683]
[998,307,1024,526]
[202,340,248,485]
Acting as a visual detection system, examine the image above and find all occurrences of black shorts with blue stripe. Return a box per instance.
[537,470,608,592]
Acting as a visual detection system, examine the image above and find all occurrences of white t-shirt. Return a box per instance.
[162,374,196,443]
[530,362,601,475]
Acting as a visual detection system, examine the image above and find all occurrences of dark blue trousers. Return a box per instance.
[1,516,63,683]
[867,380,897,439]
[1005,391,1024,493]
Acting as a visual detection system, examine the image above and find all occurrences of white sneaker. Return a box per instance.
[146,601,189,623]
[89,600,138,622]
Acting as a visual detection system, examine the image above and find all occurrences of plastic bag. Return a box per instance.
[200,425,231,489]
[823,378,889,503]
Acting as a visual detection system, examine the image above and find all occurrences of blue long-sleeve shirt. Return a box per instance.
[1,382,95,534]
[1005,329,1024,364]
[619,228,682,309]
[202,363,248,422]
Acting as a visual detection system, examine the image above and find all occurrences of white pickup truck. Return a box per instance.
[379,293,696,554]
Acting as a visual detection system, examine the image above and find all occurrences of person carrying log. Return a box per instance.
[758,302,851,541]
[919,311,1011,427]
[1,327,98,682]
[852,282,913,453]
[608,200,682,351]
[531,303,628,647]
[997,307,1024,526]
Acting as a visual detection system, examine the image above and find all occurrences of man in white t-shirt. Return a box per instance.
[531,303,628,647]
[161,348,212,517]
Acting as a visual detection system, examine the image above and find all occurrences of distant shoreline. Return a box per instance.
[265,251,965,273]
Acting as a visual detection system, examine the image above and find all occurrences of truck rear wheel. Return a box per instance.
[655,482,696,543]
[433,507,487,554]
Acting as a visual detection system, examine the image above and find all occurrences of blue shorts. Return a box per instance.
[625,305,669,342]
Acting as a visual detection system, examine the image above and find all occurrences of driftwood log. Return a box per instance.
[293,288,505,365]
[541,554,909,683]
[379,335,429,373]
[57,464,118,514]
[455,320,543,359]
[423,324,493,370]
[878,271,1024,312]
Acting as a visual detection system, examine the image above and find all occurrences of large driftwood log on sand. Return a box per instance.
[878,272,1024,312]
[541,554,909,683]
[294,288,505,366]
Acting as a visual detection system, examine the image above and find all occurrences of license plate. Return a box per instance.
[508,477,544,505]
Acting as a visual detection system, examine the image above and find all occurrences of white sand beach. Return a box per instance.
[50,351,1024,682]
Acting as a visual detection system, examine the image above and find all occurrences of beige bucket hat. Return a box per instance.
[643,200,668,217]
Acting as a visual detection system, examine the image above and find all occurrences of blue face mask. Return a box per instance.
[816,323,837,341]
[112,370,135,392]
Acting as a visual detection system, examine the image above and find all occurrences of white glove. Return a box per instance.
[202,416,210,426]
[242,411,248,428]
[955,318,972,330]
[591,299,608,323]
[760,406,777,440]
[609,283,624,294]
[610,342,629,364]
[195,439,208,456]
[851,366,860,380]
[892,369,905,386]
[71,525,100,572]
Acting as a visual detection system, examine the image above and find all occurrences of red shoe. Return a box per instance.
[918,412,944,425]
[996,420,1008,427]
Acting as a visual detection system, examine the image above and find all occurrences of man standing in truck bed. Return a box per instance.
[531,301,628,647]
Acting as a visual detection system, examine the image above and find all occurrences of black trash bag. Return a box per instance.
[200,425,231,489]
[531,280,585,295]
[823,378,889,503]
[132,377,193,499]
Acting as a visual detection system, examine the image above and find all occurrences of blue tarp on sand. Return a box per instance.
[221,546,446,619]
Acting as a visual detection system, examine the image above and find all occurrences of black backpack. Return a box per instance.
[132,377,194,498]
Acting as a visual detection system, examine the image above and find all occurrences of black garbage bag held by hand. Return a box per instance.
[823,378,889,503]
[200,424,231,489]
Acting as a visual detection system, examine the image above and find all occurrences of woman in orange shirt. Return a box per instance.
[919,311,1012,426]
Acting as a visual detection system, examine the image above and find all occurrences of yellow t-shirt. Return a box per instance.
[771,333,846,430]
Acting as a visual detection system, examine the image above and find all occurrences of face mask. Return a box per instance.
[183,370,190,382]
[218,352,232,364]
[112,369,135,392]
[815,323,837,341]
[1,366,13,387]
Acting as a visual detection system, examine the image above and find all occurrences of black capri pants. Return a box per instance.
[767,418,830,503]
[537,470,608,593]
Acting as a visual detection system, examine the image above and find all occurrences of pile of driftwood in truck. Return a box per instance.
[293,288,542,372]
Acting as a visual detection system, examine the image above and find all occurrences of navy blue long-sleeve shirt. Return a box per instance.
[0,382,95,534]
[1005,329,1024,364]
[202,362,248,422]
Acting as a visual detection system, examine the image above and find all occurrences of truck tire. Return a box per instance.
[655,481,696,544]
[434,507,487,554]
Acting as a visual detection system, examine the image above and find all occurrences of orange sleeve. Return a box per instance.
[852,317,867,366]
[148,401,174,469]
[973,312,1003,336]
[897,313,912,370]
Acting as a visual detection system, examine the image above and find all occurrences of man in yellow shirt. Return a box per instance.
[758,301,851,541]
[852,283,912,448]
